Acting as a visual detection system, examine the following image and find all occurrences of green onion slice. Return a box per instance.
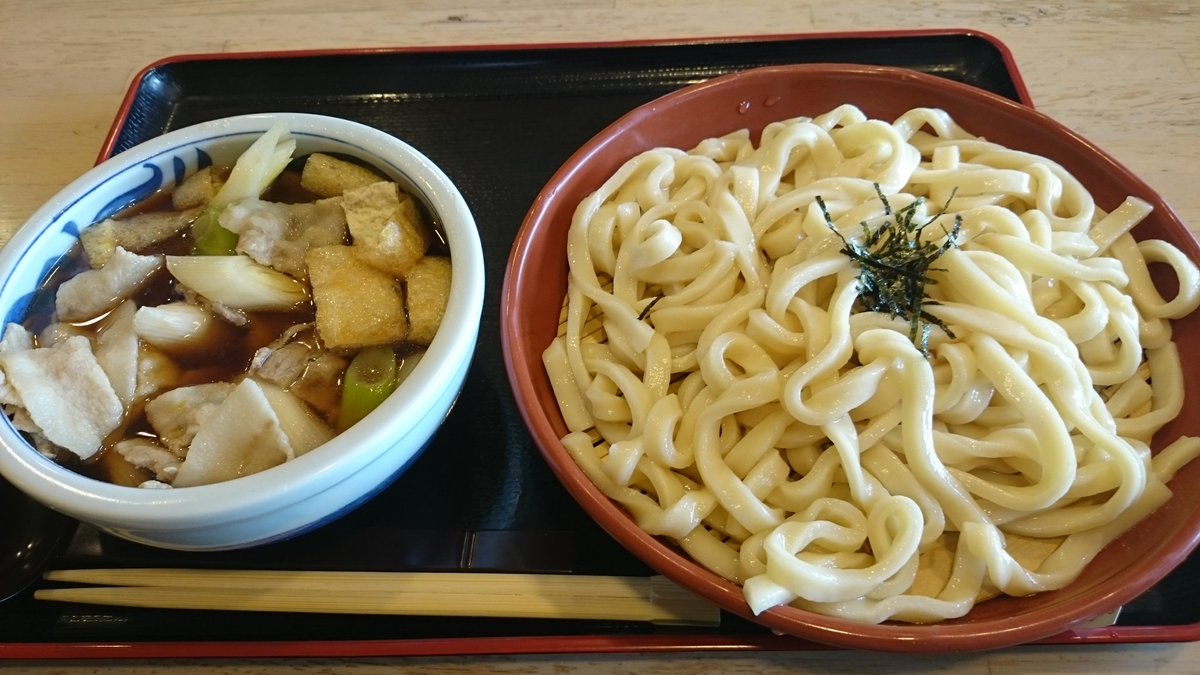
[337,346,400,431]
[190,207,239,256]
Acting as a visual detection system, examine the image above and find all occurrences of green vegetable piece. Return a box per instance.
[337,345,400,431]
[190,207,239,256]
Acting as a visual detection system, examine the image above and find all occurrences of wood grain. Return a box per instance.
[1,0,1197,672]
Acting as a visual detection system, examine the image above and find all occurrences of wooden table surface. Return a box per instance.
[2,1,1198,672]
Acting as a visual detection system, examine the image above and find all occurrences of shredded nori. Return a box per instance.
[819,184,961,354]
[637,294,665,321]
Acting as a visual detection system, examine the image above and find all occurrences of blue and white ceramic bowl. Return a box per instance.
[0,113,484,550]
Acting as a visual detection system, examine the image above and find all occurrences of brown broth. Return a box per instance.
[24,168,321,483]
[19,158,446,486]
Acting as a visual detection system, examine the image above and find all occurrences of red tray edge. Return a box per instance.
[1,623,1197,661]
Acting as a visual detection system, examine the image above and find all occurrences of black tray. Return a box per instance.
[3,30,1197,659]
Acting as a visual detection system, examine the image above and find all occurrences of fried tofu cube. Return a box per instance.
[301,153,386,198]
[405,256,451,346]
[305,245,407,350]
[342,181,430,277]
[79,222,118,268]
[173,166,223,210]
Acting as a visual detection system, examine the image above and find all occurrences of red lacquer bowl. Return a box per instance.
[501,64,1200,652]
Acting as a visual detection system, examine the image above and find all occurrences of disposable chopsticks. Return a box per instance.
[36,568,721,626]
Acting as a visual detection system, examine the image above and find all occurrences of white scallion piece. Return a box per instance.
[133,302,222,354]
[166,255,308,312]
[210,123,296,209]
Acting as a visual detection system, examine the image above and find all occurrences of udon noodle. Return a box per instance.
[542,104,1200,624]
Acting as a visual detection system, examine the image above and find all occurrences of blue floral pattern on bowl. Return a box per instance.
[92,149,212,223]
[0,147,214,328]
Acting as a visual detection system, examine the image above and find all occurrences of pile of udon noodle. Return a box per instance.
[542,104,1200,624]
